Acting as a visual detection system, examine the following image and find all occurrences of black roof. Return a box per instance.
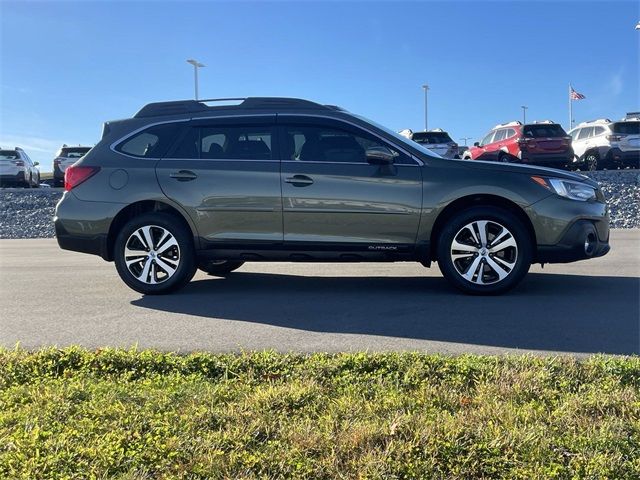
[134,97,342,118]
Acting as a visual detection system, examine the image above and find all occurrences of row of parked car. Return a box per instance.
[400,113,640,171]
[0,144,91,188]
[1,113,638,189]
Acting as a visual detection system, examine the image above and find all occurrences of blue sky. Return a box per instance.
[1,0,638,169]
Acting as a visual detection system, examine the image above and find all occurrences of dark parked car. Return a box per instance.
[55,97,609,295]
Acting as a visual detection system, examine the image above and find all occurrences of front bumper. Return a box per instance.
[536,219,610,263]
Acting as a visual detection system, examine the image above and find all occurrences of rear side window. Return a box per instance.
[116,123,183,158]
[522,124,567,138]
[506,128,516,138]
[593,126,605,136]
[569,129,580,140]
[577,127,593,140]
[611,122,640,135]
[494,129,507,142]
[169,125,274,160]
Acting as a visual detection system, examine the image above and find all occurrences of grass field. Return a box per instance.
[1,348,638,479]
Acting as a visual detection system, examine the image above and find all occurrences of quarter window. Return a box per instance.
[493,129,507,142]
[116,123,183,158]
[593,126,605,136]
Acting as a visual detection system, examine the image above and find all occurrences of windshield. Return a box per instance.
[411,132,453,144]
[351,114,444,158]
[611,122,640,135]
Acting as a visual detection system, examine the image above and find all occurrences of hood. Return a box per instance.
[458,159,589,182]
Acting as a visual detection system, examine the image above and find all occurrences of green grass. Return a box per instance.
[1,348,638,479]
[39,172,53,180]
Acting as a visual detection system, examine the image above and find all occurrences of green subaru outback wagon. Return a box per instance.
[54,97,610,295]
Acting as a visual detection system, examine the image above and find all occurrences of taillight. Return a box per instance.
[451,143,458,149]
[64,165,100,191]
[14,160,24,166]
[53,157,62,165]
[606,135,624,142]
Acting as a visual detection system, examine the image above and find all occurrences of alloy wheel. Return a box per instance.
[585,154,598,171]
[450,220,518,285]
[123,225,181,284]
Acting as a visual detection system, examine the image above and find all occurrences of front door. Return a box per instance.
[279,117,422,248]
[156,116,282,246]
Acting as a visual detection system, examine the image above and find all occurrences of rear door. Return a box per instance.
[156,116,283,246]
[278,116,422,247]
[575,127,594,158]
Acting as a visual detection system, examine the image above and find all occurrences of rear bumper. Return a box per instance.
[0,172,26,183]
[519,151,574,167]
[605,148,640,167]
[54,191,122,260]
[536,219,610,263]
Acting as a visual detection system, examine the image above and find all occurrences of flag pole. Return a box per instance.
[569,84,572,130]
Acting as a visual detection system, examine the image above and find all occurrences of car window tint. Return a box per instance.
[171,125,274,160]
[282,125,407,164]
[611,121,640,135]
[117,123,182,158]
[593,126,605,136]
[494,129,507,142]
[577,127,593,140]
[569,129,580,140]
[481,132,494,145]
[506,129,516,138]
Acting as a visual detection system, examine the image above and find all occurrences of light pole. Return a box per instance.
[460,137,472,146]
[422,84,430,131]
[186,59,205,100]
[520,105,528,124]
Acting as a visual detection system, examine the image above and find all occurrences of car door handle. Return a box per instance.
[284,175,314,187]
[169,170,198,181]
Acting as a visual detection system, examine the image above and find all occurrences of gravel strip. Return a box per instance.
[1,170,639,239]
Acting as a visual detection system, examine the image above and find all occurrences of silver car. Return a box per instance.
[399,129,459,158]
[0,147,40,188]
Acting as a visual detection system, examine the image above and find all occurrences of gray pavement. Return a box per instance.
[1,230,638,355]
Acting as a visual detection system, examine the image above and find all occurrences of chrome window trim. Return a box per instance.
[277,113,424,166]
[109,118,190,157]
[161,158,279,163]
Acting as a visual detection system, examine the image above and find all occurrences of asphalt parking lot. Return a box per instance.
[1,230,638,356]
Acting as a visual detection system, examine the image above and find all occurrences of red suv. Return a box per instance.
[463,121,576,169]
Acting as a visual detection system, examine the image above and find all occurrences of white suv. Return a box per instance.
[569,115,640,170]
[0,147,40,187]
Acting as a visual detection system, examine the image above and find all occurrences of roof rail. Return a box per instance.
[581,118,611,125]
[134,97,333,118]
[492,120,521,129]
[533,120,555,124]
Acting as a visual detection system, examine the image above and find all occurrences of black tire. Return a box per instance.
[498,152,511,163]
[436,206,532,295]
[198,260,245,276]
[114,212,196,295]
[584,151,599,171]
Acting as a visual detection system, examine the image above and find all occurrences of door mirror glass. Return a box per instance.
[365,146,395,165]
[473,142,480,147]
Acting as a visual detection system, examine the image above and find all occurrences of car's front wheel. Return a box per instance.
[436,207,532,295]
[198,260,244,276]
[584,152,599,171]
[114,213,196,295]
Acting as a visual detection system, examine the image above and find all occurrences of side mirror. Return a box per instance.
[366,146,395,165]
[473,142,480,147]
[33,161,39,166]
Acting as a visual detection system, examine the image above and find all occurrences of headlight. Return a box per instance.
[531,176,597,201]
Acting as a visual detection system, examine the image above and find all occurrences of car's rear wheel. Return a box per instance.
[114,213,196,295]
[584,151,599,171]
[436,207,532,295]
[198,260,245,276]
[498,152,511,163]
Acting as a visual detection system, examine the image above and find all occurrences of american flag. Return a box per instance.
[570,87,586,100]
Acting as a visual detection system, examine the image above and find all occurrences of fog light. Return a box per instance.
[584,233,597,255]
